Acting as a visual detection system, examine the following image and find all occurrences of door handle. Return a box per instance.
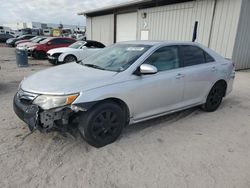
[176,73,184,79]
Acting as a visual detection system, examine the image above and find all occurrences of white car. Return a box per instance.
[47,40,105,65]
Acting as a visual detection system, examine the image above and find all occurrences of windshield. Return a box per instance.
[33,37,45,43]
[30,36,39,42]
[69,42,85,49]
[80,44,151,72]
[17,35,26,39]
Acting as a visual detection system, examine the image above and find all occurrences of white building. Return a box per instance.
[79,0,250,70]
[3,22,85,31]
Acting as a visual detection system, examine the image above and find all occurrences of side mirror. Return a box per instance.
[139,64,158,75]
[47,42,52,45]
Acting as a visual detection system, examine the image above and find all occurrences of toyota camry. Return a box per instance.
[13,41,235,147]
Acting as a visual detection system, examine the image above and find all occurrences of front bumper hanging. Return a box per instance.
[13,94,39,131]
[13,93,73,132]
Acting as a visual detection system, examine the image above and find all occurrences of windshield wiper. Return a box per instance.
[83,63,105,70]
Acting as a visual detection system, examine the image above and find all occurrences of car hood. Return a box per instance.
[17,42,37,48]
[16,39,29,44]
[21,63,119,95]
[6,38,15,43]
[47,47,79,55]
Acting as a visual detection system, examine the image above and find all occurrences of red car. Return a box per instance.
[29,37,76,59]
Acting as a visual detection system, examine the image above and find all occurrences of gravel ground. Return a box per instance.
[0,46,250,188]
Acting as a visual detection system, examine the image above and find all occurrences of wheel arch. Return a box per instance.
[96,98,130,124]
[77,97,131,124]
[64,54,77,62]
[213,79,227,97]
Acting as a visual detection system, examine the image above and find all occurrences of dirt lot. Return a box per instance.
[0,46,250,188]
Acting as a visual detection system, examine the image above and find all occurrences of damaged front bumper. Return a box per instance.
[13,93,74,132]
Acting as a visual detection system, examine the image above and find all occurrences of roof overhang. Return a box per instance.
[78,0,193,17]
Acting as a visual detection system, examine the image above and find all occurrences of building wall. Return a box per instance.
[209,0,242,59]
[137,0,242,59]
[86,17,92,39]
[137,0,214,46]
[86,14,114,46]
[232,0,250,70]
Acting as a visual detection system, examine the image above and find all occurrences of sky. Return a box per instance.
[0,0,135,26]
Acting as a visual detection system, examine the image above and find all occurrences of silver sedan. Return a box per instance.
[14,41,235,147]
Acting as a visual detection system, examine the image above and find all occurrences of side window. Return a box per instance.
[85,42,95,48]
[204,52,215,62]
[50,39,60,45]
[64,39,74,44]
[180,45,214,67]
[144,46,180,71]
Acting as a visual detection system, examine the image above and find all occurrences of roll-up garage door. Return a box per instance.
[116,12,137,42]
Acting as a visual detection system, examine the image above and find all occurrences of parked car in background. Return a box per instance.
[16,36,47,50]
[42,29,51,36]
[47,40,105,64]
[28,37,76,59]
[13,41,235,147]
[6,34,36,47]
[14,36,45,47]
[0,33,14,43]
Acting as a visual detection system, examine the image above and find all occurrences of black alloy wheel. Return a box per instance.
[202,82,226,112]
[64,55,77,63]
[78,102,126,147]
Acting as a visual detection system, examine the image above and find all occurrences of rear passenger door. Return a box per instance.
[179,45,218,106]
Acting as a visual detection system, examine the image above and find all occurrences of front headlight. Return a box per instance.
[33,94,79,110]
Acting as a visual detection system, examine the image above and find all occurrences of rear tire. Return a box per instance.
[63,55,77,63]
[33,50,46,59]
[78,102,126,148]
[202,81,226,112]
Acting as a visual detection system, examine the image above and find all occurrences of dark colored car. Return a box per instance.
[14,36,44,47]
[6,34,36,47]
[0,33,14,43]
[29,37,76,59]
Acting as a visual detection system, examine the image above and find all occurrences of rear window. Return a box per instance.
[180,45,214,67]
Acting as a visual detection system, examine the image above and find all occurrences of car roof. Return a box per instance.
[118,40,199,46]
[48,37,75,40]
[23,34,36,36]
[85,40,102,43]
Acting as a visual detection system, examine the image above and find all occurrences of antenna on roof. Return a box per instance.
[192,21,198,42]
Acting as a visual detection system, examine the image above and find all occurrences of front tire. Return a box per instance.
[202,81,226,112]
[78,102,126,148]
[63,55,77,63]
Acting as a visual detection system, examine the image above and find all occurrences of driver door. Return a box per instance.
[131,46,185,121]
